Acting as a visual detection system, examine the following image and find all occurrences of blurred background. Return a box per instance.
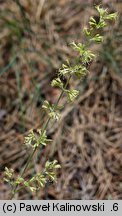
[0,0,122,199]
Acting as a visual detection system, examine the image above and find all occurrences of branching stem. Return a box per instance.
[10,75,71,199]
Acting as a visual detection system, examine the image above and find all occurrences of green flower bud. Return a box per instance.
[106,12,118,21]
[51,78,63,89]
[90,34,103,43]
[42,100,61,120]
[66,89,79,102]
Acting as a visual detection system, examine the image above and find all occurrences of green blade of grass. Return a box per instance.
[0,56,17,76]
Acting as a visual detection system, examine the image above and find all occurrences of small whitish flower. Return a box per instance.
[90,34,103,43]
[29,187,37,192]
[82,50,96,63]
[70,42,95,63]
[89,17,98,28]
[70,42,85,55]
[49,111,61,121]
[106,12,118,21]
[36,129,51,147]
[45,160,61,182]
[42,100,61,121]
[4,167,14,183]
[51,78,63,89]
[95,5,108,18]
[74,65,88,78]
[83,27,91,36]
[4,167,14,179]
[59,63,71,76]
[59,61,88,78]
[25,129,51,149]
[34,173,46,188]
[89,16,107,29]
[24,129,37,147]
[66,89,79,102]
[42,100,50,111]
[45,160,61,170]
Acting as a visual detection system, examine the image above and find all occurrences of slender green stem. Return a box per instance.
[55,75,71,107]
[10,75,71,199]
[10,4,117,199]
[9,148,36,199]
